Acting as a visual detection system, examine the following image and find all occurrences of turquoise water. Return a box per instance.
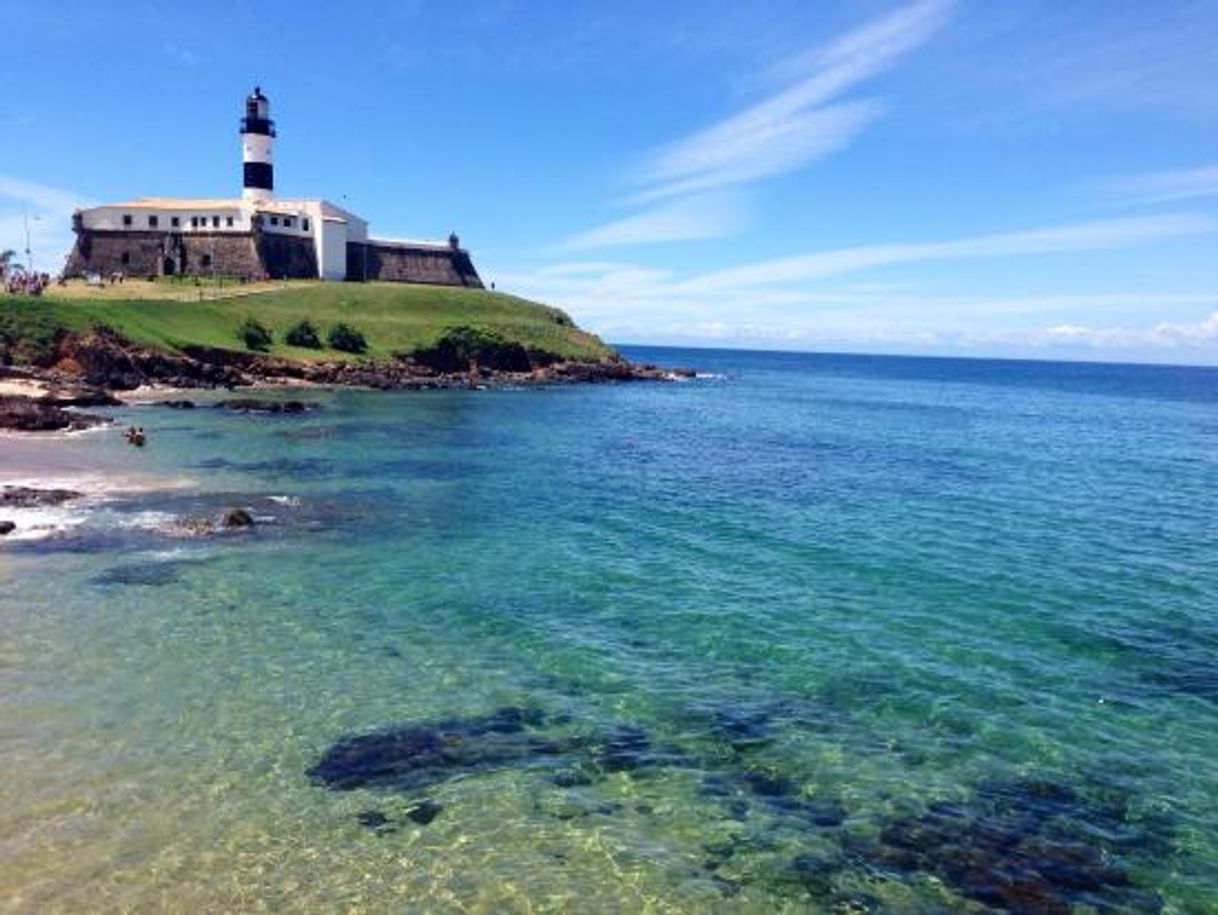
[2,348,1216,912]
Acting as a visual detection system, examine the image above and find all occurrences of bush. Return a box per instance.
[284,319,322,349]
[238,317,273,352]
[413,325,532,373]
[327,322,368,354]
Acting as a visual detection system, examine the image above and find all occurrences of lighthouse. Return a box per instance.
[240,86,275,203]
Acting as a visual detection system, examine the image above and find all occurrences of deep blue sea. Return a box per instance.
[2,346,1216,912]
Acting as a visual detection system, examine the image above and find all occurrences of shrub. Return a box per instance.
[284,319,322,349]
[238,317,273,352]
[413,325,531,373]
[327,322,368,354]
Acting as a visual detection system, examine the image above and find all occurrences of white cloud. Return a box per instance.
[562,193,752,249]
[162,43,198,67]
[632,0,954,204]
[1104,164,1218,206]
[566,0,955,251]
[1041,311,1218,349]
[0,174,92,273]
[677,214,1216,291]
[500,211,1218,363]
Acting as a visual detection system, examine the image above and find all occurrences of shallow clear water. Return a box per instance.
[2,348,1216,913]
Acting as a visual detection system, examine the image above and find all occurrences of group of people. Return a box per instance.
[124,426,147,447]
[3,268,52,296]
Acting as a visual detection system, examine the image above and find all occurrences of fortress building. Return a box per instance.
[65,87,482,287]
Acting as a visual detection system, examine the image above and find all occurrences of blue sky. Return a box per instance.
[3,0,1216,364]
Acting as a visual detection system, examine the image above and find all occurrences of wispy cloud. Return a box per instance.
[1040,311,1218,350]
[563,0,955,250]
[162,43,197,67]
[632,0,954,205]
[0,174,92,272]
[678,214,1216,291]
[1103,164,1218,207]
[562,193,751,250]
[503,211,1218,362]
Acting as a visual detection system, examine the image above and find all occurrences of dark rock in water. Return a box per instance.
[863,778,1165,913]
[1,486,84,508]
[788,854,840,895]
[703,705,776,751]
[307,707,557,792]
[0,520,14,536]
[740,770,796,798]
[0,395,110,432]
[802,799,847,828]
[405,799,443,825]
[356,810,395,833]
[94,562,185,587]
[551,768,594,788]
[214,398,318,414]
[221,507,255,528]
[156,399,196,409]
[596,725,654,772]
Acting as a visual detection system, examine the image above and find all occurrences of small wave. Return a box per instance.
[267,495,300,507]
[0,506,90,542]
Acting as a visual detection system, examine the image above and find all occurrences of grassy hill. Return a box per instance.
[0,281,613,364]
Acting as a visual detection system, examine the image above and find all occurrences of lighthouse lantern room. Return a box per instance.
[240,86,275,203]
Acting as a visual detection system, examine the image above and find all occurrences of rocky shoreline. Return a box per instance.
[3,326,690,398]
[0,327,692,434]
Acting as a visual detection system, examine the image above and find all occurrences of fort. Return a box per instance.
[64,88,483,288]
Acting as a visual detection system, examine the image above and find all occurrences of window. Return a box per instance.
[122,214,132,226]
[191,216,199,228]
[284,217,293,228]
[120,251,130,265]
[201,254,212,268]
[226,216,234,228]
[212,216,220,228]
[302,219,309,231]
[148,215,159,228]
[171,216,180,228]
[270,216,279,226]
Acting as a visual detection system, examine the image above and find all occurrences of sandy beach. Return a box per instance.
[0,425,193,542]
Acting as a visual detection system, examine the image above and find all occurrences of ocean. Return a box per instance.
[1,346,1216,912]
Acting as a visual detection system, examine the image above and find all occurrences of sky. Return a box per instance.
[2,0,1216,365]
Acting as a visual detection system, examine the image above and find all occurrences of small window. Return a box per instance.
[212,216,220,228]
[120,251,130,265]
[148,215,159,228]
[190,216,199,228]
[302,219,309,231]
[201,254,212,268]
[284,217,293,228]
[171,216,180,228]
[122,214,132,226]
[270,216,279,226]
[226,216,234,228]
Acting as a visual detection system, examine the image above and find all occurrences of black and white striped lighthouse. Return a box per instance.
[240,86,275,203]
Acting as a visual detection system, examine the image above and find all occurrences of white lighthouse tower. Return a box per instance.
[240,86,275,203]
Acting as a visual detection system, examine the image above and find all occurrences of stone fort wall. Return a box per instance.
[65,230,482,288]
[346,242,483,287]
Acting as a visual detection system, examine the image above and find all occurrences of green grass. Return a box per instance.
[0,282,614,364]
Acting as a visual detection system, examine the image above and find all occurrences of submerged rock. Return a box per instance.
[0,486,84,508]
[308,707,558,792]
[863,778,1165,913]
[214,398,318,414]
[356,810,395,833]
[405,799,444,825]
[221,507,254,528]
